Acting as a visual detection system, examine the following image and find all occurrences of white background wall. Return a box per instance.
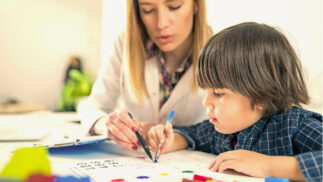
[0,0,322,113]
[0,0,102,110]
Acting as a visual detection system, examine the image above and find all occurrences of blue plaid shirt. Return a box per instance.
[174,107,322,182]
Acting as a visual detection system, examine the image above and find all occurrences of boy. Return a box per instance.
[146,22,322,182]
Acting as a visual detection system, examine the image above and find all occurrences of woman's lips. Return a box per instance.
[158,35,173,43]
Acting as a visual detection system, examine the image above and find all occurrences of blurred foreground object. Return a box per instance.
[0,147,51,180]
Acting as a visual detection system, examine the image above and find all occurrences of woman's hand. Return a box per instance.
[93,109,143,151]
[208,149,272,177]
[146,122,175,154]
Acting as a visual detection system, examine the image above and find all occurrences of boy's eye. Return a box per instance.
[169,4,182,10]
[213,92,224,97]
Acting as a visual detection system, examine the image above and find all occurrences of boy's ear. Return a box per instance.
[255,104,265,111]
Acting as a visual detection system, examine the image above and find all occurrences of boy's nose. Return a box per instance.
[203,93,217,114]
[202,95,213,109]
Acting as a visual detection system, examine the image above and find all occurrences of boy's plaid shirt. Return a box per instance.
[174,107,323,182]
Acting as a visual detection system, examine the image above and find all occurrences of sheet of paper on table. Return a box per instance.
[54,142,263,182]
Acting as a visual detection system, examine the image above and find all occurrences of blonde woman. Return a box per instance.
[80,0,212,151]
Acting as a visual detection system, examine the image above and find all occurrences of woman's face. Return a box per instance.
[138,0,196,52]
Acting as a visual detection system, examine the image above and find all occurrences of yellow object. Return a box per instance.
[0,147,51,180]
[160,173,169,176]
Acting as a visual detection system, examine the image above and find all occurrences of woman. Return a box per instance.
[80,0,212,151]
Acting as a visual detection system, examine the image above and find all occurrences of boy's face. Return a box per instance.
[203,88,264,134]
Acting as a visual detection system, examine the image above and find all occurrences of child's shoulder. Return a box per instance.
[270,106,322,128]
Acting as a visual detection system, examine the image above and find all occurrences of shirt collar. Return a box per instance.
[147,40,192,72]
[147,41,157,58]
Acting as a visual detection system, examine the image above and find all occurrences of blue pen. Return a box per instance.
[154,110,175,163]
[265,177,290,182]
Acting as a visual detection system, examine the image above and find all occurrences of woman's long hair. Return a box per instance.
[125,0,212,103]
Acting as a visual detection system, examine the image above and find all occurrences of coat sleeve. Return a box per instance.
[79,31,125,134]
[293,114,322,182]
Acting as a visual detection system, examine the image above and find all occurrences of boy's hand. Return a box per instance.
[146,122,174,154]
[208,149,271,177]
[209,149,305,181]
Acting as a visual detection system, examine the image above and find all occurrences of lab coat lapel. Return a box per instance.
[145,58,159,122]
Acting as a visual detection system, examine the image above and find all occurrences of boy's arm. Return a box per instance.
[270,116,322,181]
[295,151,322,182]
[167,133,188,152]
[266,152,321,181]
[292,116,322,182]
[267,156,305,181]
[173,119,214,153]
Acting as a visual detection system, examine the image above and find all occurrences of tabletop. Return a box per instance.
[0,111,264,182]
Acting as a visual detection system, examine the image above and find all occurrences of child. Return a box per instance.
[146,22,322,182]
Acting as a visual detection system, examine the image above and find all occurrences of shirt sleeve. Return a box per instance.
[173,120,214,153]
[296,151,322,182]
[293,115,322,182]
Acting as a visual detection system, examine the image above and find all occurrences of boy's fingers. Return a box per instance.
[218,160,234,173]
[208,158,217,170]
[147,127,158,146]
[165,122,173,137]
[211,152,234,172]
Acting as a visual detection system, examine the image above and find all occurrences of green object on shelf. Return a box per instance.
[57,69,92,111]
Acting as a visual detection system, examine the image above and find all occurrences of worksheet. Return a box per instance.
[51,141,263,182]
[68,155,208,182]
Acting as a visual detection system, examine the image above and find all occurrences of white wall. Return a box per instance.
[1,0,321,113]
[0,0,102,110]
[101,1,127,66]
[101,0,322,114]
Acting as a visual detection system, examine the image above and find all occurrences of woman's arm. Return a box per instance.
[80,31,125,135]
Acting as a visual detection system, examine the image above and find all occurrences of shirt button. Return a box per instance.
[152,92,156,96]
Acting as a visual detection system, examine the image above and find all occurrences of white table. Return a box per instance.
[0,111,264,182]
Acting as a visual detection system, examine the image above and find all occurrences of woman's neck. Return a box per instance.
[162,34,193,74]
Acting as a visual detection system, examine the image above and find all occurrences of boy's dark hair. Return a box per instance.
[197,22,309,116]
